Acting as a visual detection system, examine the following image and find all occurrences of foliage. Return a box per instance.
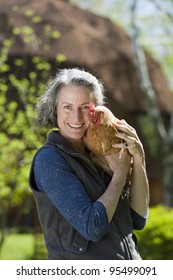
[0,233,34,260]
[137,115,160,157]
[0,232,47,260]
[0,5,64,248]
[135,205,173,260]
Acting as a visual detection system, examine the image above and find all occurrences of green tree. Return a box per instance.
[0,7,65,249]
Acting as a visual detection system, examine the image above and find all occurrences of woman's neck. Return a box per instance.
[68,139,90,159]
[59,133,90,159]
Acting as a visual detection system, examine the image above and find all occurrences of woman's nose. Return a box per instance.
[72,109,83,121]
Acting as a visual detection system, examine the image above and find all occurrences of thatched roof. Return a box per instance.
[0,0,173,117]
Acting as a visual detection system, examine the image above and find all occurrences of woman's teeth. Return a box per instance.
[68,123,83,128]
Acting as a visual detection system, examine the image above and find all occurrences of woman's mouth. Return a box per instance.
[68,123,84,129]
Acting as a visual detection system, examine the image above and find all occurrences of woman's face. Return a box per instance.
[56,85,94,143]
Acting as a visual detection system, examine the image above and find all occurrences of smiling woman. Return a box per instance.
[29,68,149,260]
[56,85,93,153]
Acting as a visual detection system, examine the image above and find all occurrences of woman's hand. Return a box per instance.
[110,120,149,217]
[100,150,131,222]
[113,120,144,162]
[105,149,131,187]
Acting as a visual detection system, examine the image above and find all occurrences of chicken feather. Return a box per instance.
[83,105,122,174]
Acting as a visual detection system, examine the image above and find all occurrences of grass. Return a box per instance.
[0,233,35,260]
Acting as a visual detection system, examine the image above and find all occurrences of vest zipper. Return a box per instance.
[58,145,100,176]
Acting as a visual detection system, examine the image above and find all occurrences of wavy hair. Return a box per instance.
[36,68,106,128]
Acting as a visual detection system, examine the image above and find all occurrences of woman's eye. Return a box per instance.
[64,105,72,110]
[81,105,90,111]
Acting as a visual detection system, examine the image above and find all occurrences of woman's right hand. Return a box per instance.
[105,149,131,186]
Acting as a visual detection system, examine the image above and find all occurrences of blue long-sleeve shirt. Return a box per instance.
[34,147,110,241]
[34,147,146,241]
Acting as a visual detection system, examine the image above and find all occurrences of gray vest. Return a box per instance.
[29,131,141,260]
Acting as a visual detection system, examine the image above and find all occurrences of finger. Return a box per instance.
[105,150,122,160]
[116,123,136,137]
[112,143,133,156]
[112,143,128,149]
[116,132,135,144]
[116,119,126,124]
[123,142,128,148]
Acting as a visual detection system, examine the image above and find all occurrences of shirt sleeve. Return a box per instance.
[33,147,110,241]
[130,207,147,230]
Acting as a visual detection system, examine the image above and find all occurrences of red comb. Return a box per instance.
[89,103,95,118]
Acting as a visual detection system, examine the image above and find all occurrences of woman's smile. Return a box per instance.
[56,85,94,143]
[67,123,85,129]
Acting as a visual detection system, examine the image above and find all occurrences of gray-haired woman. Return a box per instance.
[29,68,149,260]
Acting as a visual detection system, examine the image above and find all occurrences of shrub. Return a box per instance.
[135,205,173,260]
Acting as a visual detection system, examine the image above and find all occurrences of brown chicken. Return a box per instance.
[83,104,122,175]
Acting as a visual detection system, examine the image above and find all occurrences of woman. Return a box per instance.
[29,68,149,260]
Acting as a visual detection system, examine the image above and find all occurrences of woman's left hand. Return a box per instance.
[112,120,144,159]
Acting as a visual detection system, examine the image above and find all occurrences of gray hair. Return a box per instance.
[36,68,106,128]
